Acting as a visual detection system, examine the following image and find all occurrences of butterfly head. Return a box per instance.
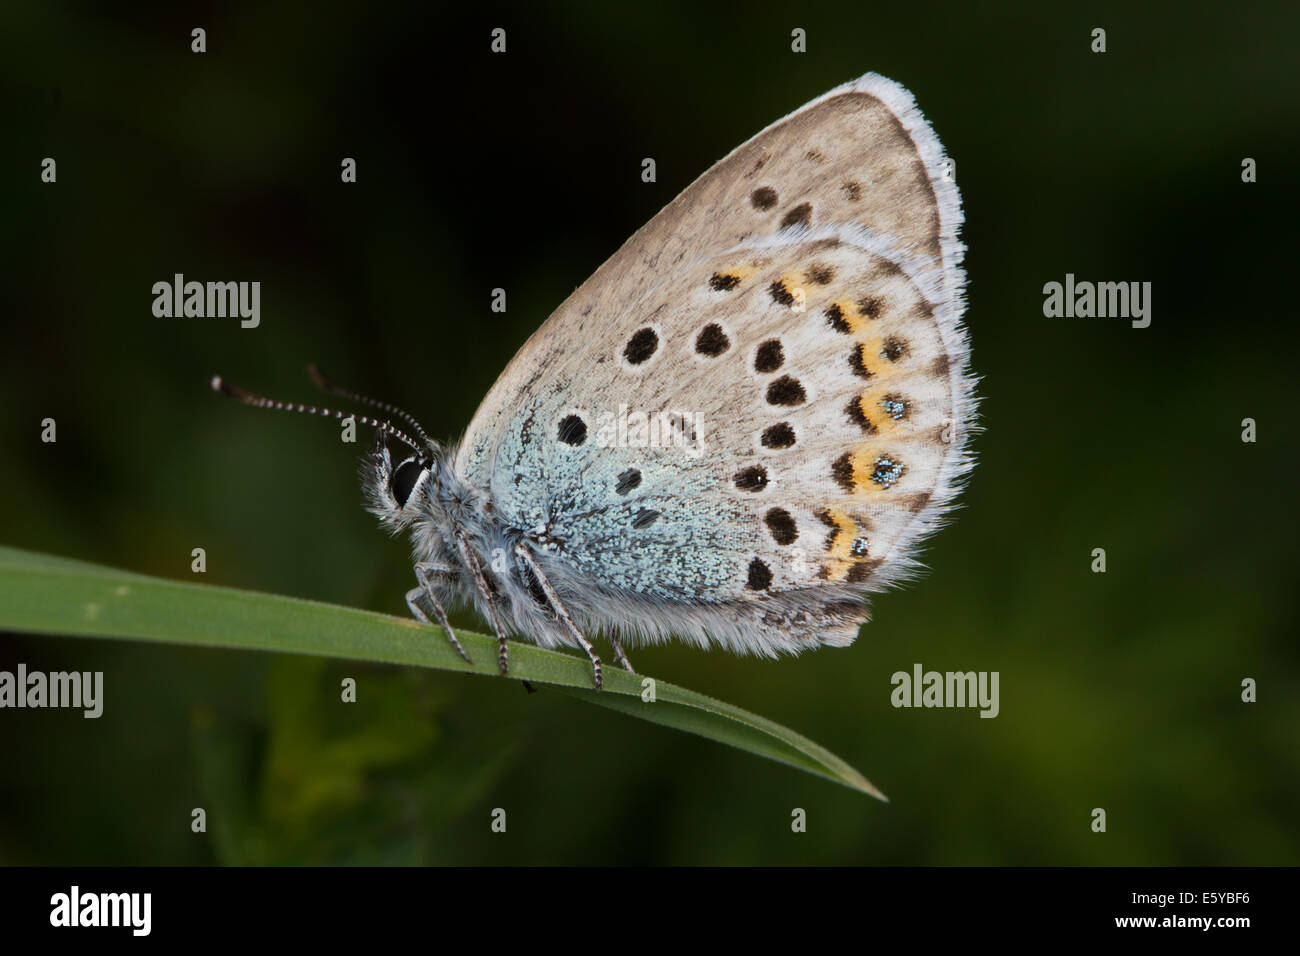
[210,365,442,532]
[363,439,442,531]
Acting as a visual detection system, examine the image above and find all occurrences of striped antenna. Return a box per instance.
[210,375,425,458]
[307,364,434,450]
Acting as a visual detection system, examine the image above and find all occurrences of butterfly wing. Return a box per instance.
[456,73,975,655]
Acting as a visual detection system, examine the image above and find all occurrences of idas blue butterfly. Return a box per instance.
[213,73,976,689]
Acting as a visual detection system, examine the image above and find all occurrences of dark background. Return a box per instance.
[2,1,1297,864]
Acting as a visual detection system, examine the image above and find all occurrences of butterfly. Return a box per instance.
[212,72,976,690]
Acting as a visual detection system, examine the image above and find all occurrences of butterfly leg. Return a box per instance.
[513,544,603,691]
[609,636,636,674]
[406,563,471,665]
[456,534,512,677]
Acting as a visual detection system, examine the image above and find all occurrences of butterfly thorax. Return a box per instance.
[363,439,581,644]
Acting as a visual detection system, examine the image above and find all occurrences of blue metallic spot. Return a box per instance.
[880,396,909,420]
[871,455,905,488]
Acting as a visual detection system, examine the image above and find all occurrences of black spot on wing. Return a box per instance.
[765,376,806,406]
[615,468,641,495]
[631,508,660,530]
[623,328,659,364]
[764,508,798,545]
[780,203,812,229]
[761,422,796,449]
[557,415,587,446]
[753,339,784,373]
[825,303,851,334]
[695,323,730,356]
[768,279,795,307]
[733,465,769,492]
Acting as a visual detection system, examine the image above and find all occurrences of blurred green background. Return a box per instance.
[2,0,1297,864]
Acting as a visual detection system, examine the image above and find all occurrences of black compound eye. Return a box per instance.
[390,459,424,508]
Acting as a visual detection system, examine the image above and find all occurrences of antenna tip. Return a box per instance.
[210,376,250,401]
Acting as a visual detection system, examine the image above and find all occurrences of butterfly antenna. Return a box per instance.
[307,364,435,450]
[210,375,425,457]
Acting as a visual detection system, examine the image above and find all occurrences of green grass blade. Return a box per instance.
[0,544,885,799]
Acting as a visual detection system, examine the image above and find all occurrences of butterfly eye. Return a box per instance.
[390,459,425,508]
